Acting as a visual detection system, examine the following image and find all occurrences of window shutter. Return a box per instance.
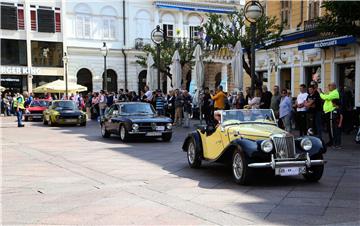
[1,5,17,30]
[84,17,90,38]
[76,15,83,37]
[17,5,24,30]
[55,9,61,32]
[31,10,37,31]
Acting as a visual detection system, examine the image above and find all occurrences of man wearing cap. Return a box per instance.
[319,82,340,146]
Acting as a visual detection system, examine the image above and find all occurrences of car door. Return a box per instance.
[109,104,120,133]
[103,105,115,131]
[203,127,225,160]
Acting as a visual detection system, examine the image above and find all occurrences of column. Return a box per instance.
[154,8,159,26]
[291,66,295,96]
[25,0,32,92]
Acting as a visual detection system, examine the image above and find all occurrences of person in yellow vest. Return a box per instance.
[318,82,340,147]
[14,91,28,127]
[211,85,226,110]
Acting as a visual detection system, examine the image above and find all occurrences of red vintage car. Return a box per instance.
[24,99,51,121]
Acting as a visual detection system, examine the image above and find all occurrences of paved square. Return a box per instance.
[1,117,360,225]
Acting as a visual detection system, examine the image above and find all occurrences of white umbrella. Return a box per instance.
[232,41,244,91]
[192,44,204,91]
[146,53,155,90]
[170,50,182,89]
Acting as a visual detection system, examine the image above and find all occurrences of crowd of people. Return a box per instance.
[1,82,359,148]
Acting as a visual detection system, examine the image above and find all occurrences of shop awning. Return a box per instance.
[154,1,237,14]
[298,35,357,51]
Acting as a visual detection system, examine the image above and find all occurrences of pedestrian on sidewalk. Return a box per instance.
[202,87,212,125]
[155,89,165,115]
[331,99,343,149]
[294,84,308,136]
[211,85,226,110]
[183,90,192,128]
[270,85,281,119]
[14,92,28,127]
[279,89,292,132]
[174,89,184,126]
[319,82,340,147]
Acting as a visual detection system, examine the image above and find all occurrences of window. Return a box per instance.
[1,39,27,66]
[308,0,320,20]
[162,24,174,38]
[103,18,115,39]
[31,41,63,67]
[189,26,200,40]
[76,15,91,39]
[1,4,17,30]
[280,0,291,29]
[37,8,55,33]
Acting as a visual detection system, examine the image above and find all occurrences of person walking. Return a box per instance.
[211,85,226,110]
[174,89,184,126]
[331,99,343,149]
[183,90,192,128]
[98,90,107,119]
[279,89,292,132]
[202,87,212,125]
[294,84,308,136]
[155,89,165,115]
[233,92,245,109]
[14,92,28,127]
[270,85,281,118]
[319,82,340,147]
[260,85,272,109]
[167,90,176,121]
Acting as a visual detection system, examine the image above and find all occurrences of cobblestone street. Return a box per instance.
[1,117,359,225]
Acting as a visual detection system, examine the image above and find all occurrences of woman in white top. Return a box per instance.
[248,89,261,109]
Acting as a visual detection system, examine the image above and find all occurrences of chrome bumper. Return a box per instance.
[128,130,172,135]
[248,153,326,169]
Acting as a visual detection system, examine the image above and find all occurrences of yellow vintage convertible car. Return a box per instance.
[182,109,326,185]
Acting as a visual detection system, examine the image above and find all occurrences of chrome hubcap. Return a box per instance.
[232,153,243,180]
[120,126,125,140]
[188,142,195,164]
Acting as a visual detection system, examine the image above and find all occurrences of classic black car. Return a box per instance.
[100,102,173,142]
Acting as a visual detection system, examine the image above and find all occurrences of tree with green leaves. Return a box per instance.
[202,9,282,86]
[316,1,360,38]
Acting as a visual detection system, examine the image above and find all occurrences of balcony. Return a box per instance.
[134,38,152,50]
[304,19,319,31]
[134,37,208,50]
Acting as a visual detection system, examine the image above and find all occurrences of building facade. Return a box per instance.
[1,0,64,93]
[242,0,360,107]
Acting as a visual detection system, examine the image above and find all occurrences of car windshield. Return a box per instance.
[30,100,49,107]
[52,101,76,110]
[221,109,276,126]
[120,103,155,115]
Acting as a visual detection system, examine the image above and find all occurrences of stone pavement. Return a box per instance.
[1,117,359,225]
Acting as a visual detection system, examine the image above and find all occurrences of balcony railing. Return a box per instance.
[304,19,319,31]
[134,38,152,50]
[134,37,207,50]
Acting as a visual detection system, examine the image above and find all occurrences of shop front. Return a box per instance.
[0,74,27,93]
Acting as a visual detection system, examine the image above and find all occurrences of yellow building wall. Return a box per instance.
[291,1,303,29]
[243,73,251,90]
[324,63,332,89]
[266,1,281,25]
[293,66,301,96]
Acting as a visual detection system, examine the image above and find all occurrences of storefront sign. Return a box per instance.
[0,66,41,75]
[314,40,337,48]
[298,36,357,51]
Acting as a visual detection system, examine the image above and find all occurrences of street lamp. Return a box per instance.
[151,25,164,90]
[100,42,109,91]
[244,0,264,90]
[62,52,69,99]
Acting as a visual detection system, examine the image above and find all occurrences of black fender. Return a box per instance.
[295,136,326,157]
[112,117,132,131]
[182,131,204,158]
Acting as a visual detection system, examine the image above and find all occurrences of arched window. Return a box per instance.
[76,68,93,92]
[100,6,118,39]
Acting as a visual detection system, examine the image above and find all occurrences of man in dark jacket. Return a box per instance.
[202,87,212,125]
[260,85,272,109]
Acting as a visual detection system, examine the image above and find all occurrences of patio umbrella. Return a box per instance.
[169,50,182,89]
[146,53,155,90]
[232,40,244,91]
[32,79,87,93]
[192,44,204,91]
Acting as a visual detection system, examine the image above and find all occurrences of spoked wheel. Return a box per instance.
[101,123,110,138]
[119,125,129,142]
[187,139,201,168]
[232,149,251,185]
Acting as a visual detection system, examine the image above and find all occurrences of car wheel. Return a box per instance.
[187,138,201,168]
[303,154,324,182]
[43,117,48,125]
[232,149,251,185]
[162,133,172,142]
[101,123,110,138]
[119,125,129,142]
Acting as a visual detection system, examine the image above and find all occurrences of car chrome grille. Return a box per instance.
[271,134,296,159]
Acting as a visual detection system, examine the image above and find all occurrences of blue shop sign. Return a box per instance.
[298,36,357,51]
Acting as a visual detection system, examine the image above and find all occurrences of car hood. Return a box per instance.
[126,115,172,123]
[27,106,47,111]
[227,123,286,141]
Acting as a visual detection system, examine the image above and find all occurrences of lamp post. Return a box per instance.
[151,25,164,90]
[62,52,69,99]
[100,42,109,91]
[244,0,264,91]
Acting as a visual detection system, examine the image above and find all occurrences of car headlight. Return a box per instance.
[300,138,312,151]
[78,115,82,119]
[25,109,30,114]
[132,123,139,130]
[261,140,273,153]
[166,123,172,130]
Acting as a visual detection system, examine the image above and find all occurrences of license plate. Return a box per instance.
[65,119,77,123]
[32,116,41,119]
[278,167,301,176]
[156,126,165,131]
[146,132,162,137]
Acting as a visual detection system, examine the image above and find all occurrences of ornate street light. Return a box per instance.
[62,52,69,99]
[244,0,264,90]
[151,25,164,90]
[100,42,109,91]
